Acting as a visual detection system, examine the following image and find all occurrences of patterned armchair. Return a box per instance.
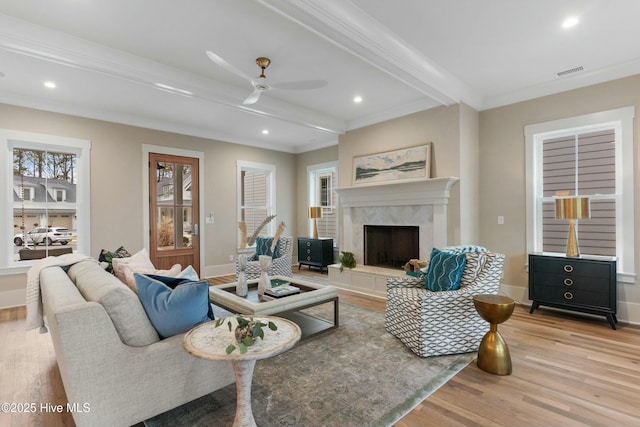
[385,250,505,357]
[235,236,294,281]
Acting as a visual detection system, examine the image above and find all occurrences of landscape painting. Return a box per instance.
[353,144,430,185]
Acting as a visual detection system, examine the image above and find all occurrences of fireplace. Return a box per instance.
[364,225,419,268]
[335,177,459,266]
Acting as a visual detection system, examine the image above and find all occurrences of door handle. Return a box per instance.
[194,224,199,236]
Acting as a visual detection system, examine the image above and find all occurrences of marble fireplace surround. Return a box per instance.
[335,177,459,265]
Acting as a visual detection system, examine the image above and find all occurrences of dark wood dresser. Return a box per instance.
[528,253,617,329]
[297,238,333,273]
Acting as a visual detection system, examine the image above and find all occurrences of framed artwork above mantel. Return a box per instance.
[352,143,431,186]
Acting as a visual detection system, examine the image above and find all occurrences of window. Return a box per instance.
[1,129,91,272]
[308,161,338,244]
[525,107,635,282]
[237,161,276,247]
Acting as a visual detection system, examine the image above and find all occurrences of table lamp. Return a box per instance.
[555,196,590,257]
[309,207,322,239]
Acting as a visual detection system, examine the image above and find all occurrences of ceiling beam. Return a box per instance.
[256,0,483,109]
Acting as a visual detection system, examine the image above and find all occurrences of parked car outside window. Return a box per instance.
[13,227,73,246]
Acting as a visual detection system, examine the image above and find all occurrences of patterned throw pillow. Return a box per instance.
[255,237,281,258]
[424,248,467,292]
[441,245,488,255]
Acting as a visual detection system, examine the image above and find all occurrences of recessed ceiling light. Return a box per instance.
[43,81,56,89]
[353,95,363,103]
[0,72,5,78]
[562,16,579,29]
[262,129,269,135]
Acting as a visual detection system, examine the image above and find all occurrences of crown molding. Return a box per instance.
[256,0,483,109]
[482,58,640,111]
[346,98,441,131]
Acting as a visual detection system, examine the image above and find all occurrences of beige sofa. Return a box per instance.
[40,259,235,427]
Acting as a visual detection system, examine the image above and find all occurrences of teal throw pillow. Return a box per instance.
[255,236,281,258]
[424,248,467,292]
[134,274,211,339]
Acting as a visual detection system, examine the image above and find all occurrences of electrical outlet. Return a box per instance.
[229,254,234,262]
[497,215,504,225]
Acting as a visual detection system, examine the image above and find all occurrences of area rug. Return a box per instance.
[145,302,476,427]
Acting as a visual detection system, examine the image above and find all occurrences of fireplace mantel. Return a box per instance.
[335,177,459,208]
[336,177,459,260]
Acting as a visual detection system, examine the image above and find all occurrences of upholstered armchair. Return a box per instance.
[385,250,505,357]
[235,236,294,281]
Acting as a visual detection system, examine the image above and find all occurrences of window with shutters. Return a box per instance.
[237,161,275,247]
[308,162,338,244]
[525,107,635,283]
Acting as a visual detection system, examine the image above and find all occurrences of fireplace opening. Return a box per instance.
[364,225,419,269]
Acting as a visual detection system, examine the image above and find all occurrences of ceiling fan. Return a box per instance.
[206,51,328,105]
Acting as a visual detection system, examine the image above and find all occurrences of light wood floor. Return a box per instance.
[2,269,639,426]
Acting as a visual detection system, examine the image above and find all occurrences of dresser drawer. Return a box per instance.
[531,271,607,293]
[531,284,610,308]
[530,256,611,278]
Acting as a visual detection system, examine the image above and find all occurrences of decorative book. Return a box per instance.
[264,284,300,298]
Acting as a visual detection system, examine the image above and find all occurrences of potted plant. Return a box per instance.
[338,251,356,272]
[215,316,278,354]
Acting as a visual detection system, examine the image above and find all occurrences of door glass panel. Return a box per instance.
[180,207,193,248]
[157,207,175,250]
[180,164,192,206]
[156,162,174,203]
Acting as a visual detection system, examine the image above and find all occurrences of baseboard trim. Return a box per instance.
[203,263,235,278]
[0,289,26,309]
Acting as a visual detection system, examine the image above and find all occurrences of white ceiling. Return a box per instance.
[1,0,639,153]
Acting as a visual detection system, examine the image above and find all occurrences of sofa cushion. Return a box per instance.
[135,274,212,339]
[68,260,160,346]
[424,248,467,292]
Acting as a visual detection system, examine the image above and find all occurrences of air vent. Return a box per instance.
[557,66,584,77]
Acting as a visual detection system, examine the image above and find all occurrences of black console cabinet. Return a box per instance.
[298,238,333,274]
[528,253,617,329]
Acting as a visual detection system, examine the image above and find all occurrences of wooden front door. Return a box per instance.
[149,153,200,274]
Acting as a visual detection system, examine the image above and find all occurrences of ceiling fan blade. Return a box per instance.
[270,79,328,91]
[205,50,254,83]
[242,89,262,105]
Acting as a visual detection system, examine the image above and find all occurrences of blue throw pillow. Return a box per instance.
[134,274,212,339]
[146,274,215,321]
[255,236,281,258]
[424,248,467,292]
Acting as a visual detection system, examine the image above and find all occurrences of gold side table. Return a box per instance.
[473,294,515,375]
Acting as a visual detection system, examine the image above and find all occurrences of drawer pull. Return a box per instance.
[307,249,311,254]
[306,242,311,247]
[563,278,573,286]
[564,292,574,300]
[563,264,573,273]
[307,256,311,261]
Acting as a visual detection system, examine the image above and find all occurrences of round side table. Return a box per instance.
[184,316,301,427]
[473,294,515,375]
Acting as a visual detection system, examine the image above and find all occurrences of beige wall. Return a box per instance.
[337,105,466,246]
[0,103,296,300]
[480,75,640,318]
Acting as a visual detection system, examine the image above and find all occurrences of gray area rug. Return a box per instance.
[145,302,475,427]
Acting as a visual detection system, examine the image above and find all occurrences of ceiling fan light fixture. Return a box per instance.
[256,57,271,78]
